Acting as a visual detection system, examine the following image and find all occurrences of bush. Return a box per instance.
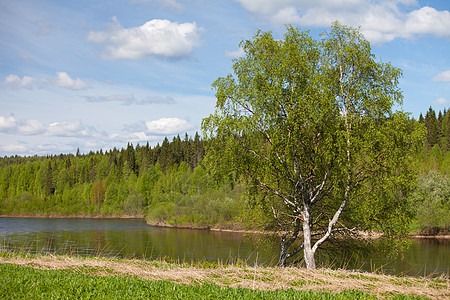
[123,193,144,215]
[411,171,450,230]
[148,202,177,223]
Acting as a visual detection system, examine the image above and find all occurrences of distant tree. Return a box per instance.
[92,179,107,205]
[158,137,172,170]
[441,109,449,152]
[171,135,183,165]
[44,161,55,196]
[88,157,97,182]
[203,22,420,269]
[411,171,449,230]
[192,132,204,168]
[123,143,137,176]
[138,142,152,171]
[418,113,424,123]
[139,164,161,206]
[425,107,439,148]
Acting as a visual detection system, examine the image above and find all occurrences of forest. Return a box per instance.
[0,108,448,233]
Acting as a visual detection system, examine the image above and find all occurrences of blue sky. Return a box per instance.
[1,0,449,156]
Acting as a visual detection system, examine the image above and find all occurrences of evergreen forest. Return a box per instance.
[0,108,448,233]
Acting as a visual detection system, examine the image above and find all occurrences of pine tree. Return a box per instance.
[159,137,171,170]
[418,113,424,123]
[425,107,439,148]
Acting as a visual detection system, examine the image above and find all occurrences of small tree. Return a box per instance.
[412,171,450,231]
[202,22,421,269]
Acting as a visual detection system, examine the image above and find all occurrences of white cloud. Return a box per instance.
[404,7,450,38]
[4,72,88,90]
[120,118,194,143]
[234,0,450,44]
[52,72,89,90]
[0,115,96,137]
[122,132,160,143]
[17,119,46,135]
[87,17,201,60]
[0,116,17,132]
[145,117,193,134]
[4,74,38,89]
[432,70,450,82]
[0,144,27,153]
[225,47,245,58]
[36,144,60,151]
[235,0,372,19]
[433,98,450,106]
[105,130,161,145]
[0,115,44,135]
[46,121,89,137]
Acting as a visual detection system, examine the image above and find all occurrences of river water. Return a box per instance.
[0,217,448,277]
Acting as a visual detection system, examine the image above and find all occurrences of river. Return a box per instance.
[0,217,448,277]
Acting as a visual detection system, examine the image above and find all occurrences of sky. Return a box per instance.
[0,0,449,157]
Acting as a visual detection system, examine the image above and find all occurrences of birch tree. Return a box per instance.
[202,22,420,269]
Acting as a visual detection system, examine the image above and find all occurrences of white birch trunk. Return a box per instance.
[302,206,316,269]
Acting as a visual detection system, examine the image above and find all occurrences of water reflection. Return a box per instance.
[0,218,278,265]
[0,217,448,277]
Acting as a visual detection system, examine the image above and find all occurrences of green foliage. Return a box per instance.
[146,173,245,228]
[148,201,177,223]
[202,22,419,268]
[410,171,449,230]
[0,38,447,242]
[0,135,247,229]
[412,108,449,231]
[124,193,144,215]
[0,134,207,218]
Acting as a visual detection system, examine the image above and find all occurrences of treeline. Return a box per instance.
[0,133,245,227]
[414,107,450,175]
[419,107,450,153]
[0,109,449,232]
[412,108,449,233]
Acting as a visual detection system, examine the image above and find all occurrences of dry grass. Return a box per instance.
[1,254,448,299]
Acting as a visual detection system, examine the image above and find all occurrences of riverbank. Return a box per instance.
[145,219,278,235]
[0,253,447,299]
[410,234,450,239]
[0,213,145,219]
[146,219,450,239]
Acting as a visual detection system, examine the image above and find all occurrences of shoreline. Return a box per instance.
[408,234,450,239]
[0,213,145,219]
[145,219,275,235]
[1,214,449,239]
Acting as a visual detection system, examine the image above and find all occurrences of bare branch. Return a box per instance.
[310,170,329,204]
[311,196,348,253]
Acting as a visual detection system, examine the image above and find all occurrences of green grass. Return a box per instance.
[1,253,443,299]
[0,263,380,300]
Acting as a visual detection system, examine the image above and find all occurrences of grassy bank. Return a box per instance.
[0,253,447,299]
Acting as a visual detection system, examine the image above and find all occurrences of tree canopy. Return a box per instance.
[202,22,423,269]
